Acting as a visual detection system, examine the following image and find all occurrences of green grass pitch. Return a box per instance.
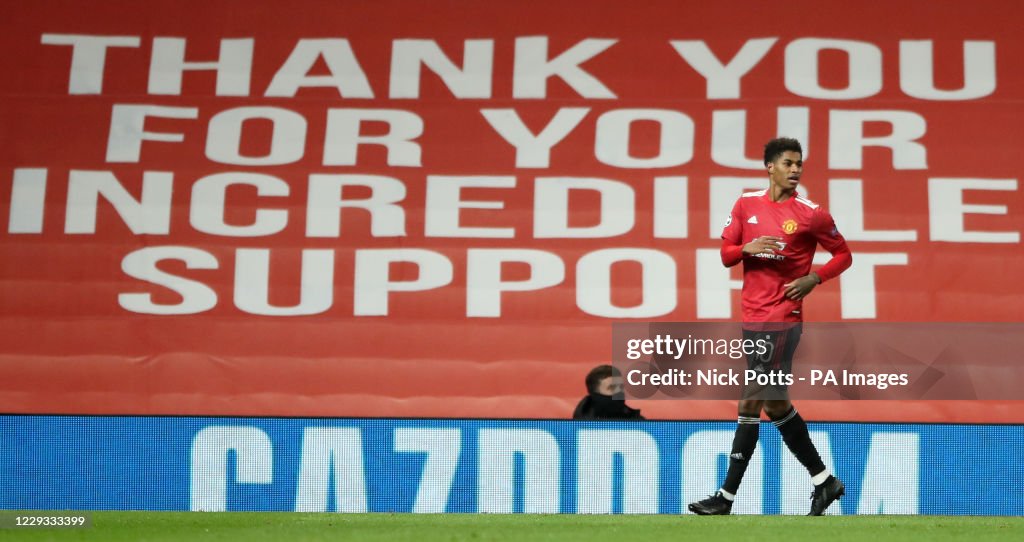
[3,513,1022,541]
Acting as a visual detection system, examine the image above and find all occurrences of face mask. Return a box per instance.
[589,392,626,417]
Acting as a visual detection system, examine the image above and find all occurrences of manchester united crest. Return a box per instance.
[782,219,798,234]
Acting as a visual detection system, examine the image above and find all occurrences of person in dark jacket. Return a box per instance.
[572,365,644,420]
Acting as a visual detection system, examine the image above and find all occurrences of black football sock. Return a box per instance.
[772,407,827,478]
[721,416,760,497]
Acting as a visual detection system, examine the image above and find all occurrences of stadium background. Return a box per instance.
[1,0,1021,515]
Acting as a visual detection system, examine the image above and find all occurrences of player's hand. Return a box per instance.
[742,236,784,256]
[783,273,821,300]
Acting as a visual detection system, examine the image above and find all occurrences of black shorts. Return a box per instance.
[743,323,802,387]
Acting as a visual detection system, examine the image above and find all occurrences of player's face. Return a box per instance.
[767,151,803,192]
[597,376,624,396]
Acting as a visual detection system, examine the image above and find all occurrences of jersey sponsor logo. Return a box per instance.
[724,214,733,228]
[754,241,786,261]
[782,219,798,234]
[748,216,759,224]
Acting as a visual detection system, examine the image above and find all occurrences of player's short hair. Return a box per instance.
[763,137,803,165]
[585,364,621,393]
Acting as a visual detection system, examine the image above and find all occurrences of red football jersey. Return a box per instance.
[721,189,850,323]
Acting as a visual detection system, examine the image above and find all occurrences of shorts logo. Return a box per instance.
[782,219,798,234]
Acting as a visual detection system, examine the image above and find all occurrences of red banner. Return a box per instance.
[2,0,1022,421]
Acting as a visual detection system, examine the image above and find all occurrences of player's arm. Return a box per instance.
[720,200,745,266]
[721,237,787,266]
[720,200,785,266]
[783,209,853,300]
[811,208,853,282]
